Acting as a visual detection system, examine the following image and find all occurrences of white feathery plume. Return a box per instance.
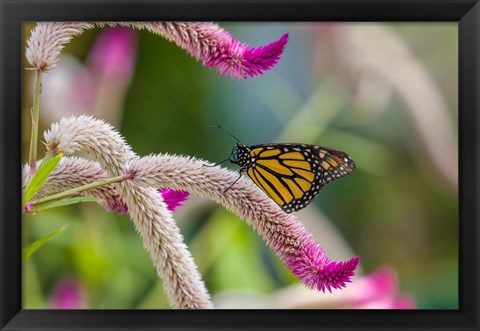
[26,22,94,72]
[43,115,212,309]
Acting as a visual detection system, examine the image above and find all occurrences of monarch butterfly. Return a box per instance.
[211,126,356,213]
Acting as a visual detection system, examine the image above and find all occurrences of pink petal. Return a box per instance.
[159,189,189,211]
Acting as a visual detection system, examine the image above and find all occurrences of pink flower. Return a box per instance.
[50,279,85,309]
[203,30,289,79]
[286,239,359,292]
[317,266,416,309]
[39,27,138,125]
[158,189,190,211]
[26,22,287,79]
[216,266,416,309]
[350,267,416,309]
[87,26,137,80]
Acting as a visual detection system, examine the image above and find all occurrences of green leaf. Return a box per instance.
[22,225,68,261]
[22,153,63,208]
[32,196,97,212]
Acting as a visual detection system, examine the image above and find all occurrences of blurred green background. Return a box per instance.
[22,22,458,309]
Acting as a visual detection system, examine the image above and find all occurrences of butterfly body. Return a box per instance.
[232,143,356,213]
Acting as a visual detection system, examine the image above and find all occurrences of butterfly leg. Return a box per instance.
[224,170,243,193]
[203,149,235,168]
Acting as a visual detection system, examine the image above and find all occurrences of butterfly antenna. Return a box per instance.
[210,125,240,144]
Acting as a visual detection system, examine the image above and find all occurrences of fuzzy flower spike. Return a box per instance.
[26,22,94,72]
[44,115,212,309]
[108,22,288,79]
[128,154,360,293]
[26,22,288,79]
[44,116,359,294]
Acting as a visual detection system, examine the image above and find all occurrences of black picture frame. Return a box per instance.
[1,0,478,330]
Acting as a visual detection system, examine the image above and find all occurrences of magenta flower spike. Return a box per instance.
[203,30,289,79]
[159,189,190,211]
[121,22,289,79]
[136,22,289,79]
[286,238,360,292]
[26,22,287,79]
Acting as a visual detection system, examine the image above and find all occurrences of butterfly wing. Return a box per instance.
[313,146,356,185]
[245,144,355,213]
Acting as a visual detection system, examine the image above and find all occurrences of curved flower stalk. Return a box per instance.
[111,22,289,79]
[25,21,287,170]
[43,115,211,309]
[26,22,288,79]
[127,154,359,292]
[25,21,287,182]
[43,115,359,295]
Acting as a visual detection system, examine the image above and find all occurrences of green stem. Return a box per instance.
[28,70,42,170]
[40,149,56,167]
[29,173,131,208]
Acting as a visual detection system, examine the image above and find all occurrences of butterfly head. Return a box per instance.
[231,143,252,172]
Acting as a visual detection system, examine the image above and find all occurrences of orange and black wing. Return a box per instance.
[245,144,355,213]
